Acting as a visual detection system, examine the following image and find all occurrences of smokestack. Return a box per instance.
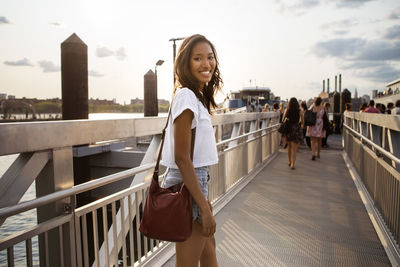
[335,75,337,92]
[323,80,325,92]
[327,78,330,94]
[339,74,342,93]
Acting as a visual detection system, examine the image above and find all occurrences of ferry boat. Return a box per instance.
[224,86,280,112]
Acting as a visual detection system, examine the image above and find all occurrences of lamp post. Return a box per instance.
[155,59,164,77]
[169,37,185,85]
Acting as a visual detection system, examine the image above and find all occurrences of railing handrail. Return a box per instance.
[0,163,155,219]
[343,123,400,165]
[0,122,279,220]
[0,112,279,156]
[216,123,279,146]
[343,111,400,131]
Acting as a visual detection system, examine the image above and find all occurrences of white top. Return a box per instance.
[392,107,400,115]
[161,87,219,169]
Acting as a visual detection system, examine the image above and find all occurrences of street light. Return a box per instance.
[169,37,185,85]
[155,59,164,76]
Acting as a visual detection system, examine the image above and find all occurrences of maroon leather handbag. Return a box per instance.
[139,106,195,242]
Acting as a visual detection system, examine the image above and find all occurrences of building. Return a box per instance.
[0,93,6,100]
[386,78,400,93]
[372,77,400,105]
[7,95,15,99]
[361,94,370,103]
[130,98,143,105]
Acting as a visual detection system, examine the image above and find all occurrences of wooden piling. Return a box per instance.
[144,70,158,117]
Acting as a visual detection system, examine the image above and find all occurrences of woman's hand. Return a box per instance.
[201,206,216,237]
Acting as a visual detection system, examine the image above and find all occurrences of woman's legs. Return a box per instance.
[176,221,218,267]
[310,137,316,159]
[290,142,299,169]
[200,236,218,267]
[317,138,322,158]
[287,141,292,165]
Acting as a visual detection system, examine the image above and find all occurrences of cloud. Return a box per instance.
[49,22,64,27]
[89,70,104,77]
[115,47,127,61]
[334,30,349,35]
[321,19,358,30]
[38,60,60,72]
[339,60,383,70]
[383,25,400,40]
[0,16,10,24]
[387,7,400,20]
[313,38,366,58]
[274,0,319,15]
[354,63,399,82]
[336,0,375,8]
[357,41,400,61]
[313,38,400,61]
[3,58,34,66]
[312,37,400,83]
[96,46,127,60]
[96,46,114,58]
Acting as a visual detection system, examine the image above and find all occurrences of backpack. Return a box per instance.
[304,110,317,126]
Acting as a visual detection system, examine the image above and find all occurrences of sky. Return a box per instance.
[0,0,399,104]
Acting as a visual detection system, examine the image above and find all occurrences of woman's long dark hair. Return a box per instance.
[286,97,300,123]
[174,34,223,114]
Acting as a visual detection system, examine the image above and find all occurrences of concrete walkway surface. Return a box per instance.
[163,140,390,266]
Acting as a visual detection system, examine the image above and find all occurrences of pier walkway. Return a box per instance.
[1,112,400,267]
[164,142,391,266]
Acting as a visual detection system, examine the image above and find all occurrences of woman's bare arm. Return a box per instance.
[173,109,216,237]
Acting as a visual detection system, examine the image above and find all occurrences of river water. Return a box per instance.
[0,113,166,266]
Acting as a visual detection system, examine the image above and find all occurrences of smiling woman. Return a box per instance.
[156,34,222,267]
[190,42,216,87]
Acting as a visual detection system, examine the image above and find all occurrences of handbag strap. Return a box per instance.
[153,97,196,181]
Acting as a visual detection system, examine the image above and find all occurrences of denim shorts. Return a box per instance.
[161,166,210,223]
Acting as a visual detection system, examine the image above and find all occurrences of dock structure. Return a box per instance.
[0,111,400,266]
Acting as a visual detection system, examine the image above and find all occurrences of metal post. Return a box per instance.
[340,74,343,114]
[323,80,325,93]
[35,147,74,267]
[169,37,185,87]
[173,42,176,86]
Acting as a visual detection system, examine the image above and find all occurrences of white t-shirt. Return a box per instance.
[161,87,219,169]
[392,107,400,115]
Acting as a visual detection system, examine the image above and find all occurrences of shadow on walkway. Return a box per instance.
[164,145,390,266]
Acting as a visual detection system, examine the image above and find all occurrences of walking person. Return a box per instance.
[160,34,221,267]
[322,102,331,148]
[282,98,303,169]
[364,100,380,113]
[306,97,326,160]
[393,100,400,115]
[262,103,270,112]
[300,101,310,148]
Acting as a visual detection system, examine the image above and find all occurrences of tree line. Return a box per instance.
[33,102,170,114]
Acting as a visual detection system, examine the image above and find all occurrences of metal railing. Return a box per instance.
[0,112,280,267]
[343,112,400,258]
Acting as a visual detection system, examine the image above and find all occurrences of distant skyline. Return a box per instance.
[1,0,399,104]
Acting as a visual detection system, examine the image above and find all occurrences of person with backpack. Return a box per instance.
[306,97,326,160]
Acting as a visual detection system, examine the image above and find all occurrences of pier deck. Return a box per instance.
[163,143,391,266]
